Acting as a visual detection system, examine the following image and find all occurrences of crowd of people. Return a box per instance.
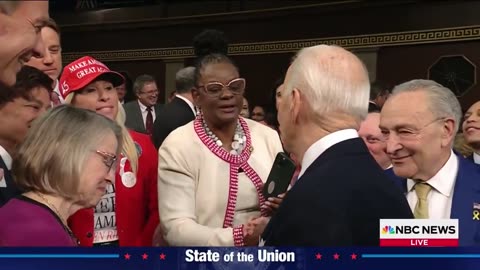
[1,1,480,247]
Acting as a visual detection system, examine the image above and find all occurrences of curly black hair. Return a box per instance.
[193,29,229,58]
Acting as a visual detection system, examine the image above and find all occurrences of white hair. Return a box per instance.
[391,79,462,134]
[284,45,370,123]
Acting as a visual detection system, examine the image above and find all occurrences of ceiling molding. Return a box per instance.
[63,25,480,63]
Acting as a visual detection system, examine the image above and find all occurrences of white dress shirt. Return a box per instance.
[138,100,156,127]
[298,129,359,178]
[175,94,196,116]
[0,145,12,188]
[406,150,458,219]
[473,152,480,165]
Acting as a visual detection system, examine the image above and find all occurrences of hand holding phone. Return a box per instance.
[262,152,296,199]
[262,193,286,215]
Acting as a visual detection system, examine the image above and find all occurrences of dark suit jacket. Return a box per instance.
[0,156,20,207]
[151,97,195,149]
[388,154,480,246]
[123,100,163,134]
[262,137,413,246]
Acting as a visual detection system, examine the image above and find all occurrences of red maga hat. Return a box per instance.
[59,56,124,99]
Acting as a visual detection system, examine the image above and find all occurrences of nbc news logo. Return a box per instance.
[381,225,395,234]
[379,219,459,247]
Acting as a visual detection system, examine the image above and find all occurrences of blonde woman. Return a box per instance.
[0,105,122,246]
[60,56,159,246]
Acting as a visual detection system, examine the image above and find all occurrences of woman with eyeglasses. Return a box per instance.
[158,53,283,246]
[58,56,159,247]
[0,105,122,246]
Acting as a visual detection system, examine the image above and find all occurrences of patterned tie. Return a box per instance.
[413,181,432,219]
[146,106,153,134]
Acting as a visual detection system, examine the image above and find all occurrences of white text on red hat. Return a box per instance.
[68,58,107,73]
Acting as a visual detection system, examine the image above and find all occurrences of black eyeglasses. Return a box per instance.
[95,150,118,172]
[197,78,246,97]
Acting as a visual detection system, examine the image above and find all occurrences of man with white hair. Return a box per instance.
[380,79,480,245]
[260,45,412,246]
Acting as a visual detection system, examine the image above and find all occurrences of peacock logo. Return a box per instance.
[381,225,395,234]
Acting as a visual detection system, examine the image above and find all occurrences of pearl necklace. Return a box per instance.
[202,117,246,155]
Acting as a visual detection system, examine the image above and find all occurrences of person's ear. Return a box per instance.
[441,118,456,148]
[290,88,302,125]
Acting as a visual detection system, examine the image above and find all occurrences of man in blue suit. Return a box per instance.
[380,79,480,246]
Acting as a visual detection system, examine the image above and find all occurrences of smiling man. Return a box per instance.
[0,65,53,206]
[0,1,49,86]
[380,79,480,245]
[358,111,391,170]
[26,18,64,105]
[124,74,163,135]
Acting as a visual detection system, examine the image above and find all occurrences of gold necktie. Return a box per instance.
[413,182,432,219]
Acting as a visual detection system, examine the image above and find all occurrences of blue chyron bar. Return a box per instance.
[0,247,478,270]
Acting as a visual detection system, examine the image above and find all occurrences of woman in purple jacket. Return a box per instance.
[0,105,122,246]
